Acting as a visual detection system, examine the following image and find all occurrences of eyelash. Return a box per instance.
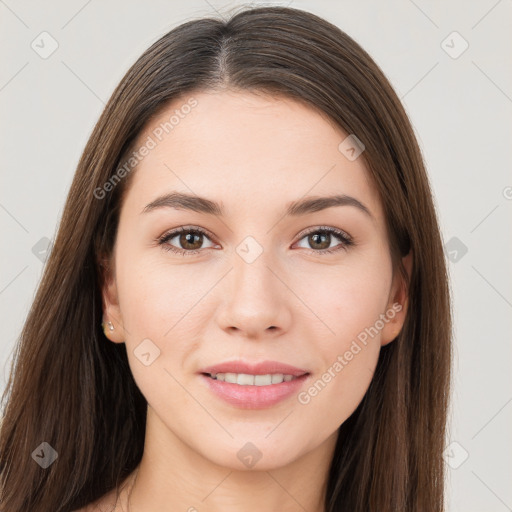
[157,225,354,256]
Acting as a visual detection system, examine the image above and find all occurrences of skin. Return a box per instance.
[96,89,412,512]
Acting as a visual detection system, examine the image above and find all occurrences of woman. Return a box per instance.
[0,6,452,511]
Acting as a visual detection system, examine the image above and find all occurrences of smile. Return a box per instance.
[207,372,298,385]
[200,372,310,409]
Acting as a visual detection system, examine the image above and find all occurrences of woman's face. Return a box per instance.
[102,89,410,470]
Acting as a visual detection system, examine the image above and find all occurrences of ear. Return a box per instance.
[381,250,413,347]
[99,255,126,344]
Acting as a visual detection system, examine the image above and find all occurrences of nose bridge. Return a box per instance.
[216,234,290,335]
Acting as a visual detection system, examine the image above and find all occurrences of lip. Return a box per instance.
[198,360,311,410]
[199,360,309,377]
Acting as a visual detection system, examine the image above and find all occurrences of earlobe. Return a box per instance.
[99,258,126,344]
[101,319,115,337]
[101,316,125,343]
[381,250,413,347]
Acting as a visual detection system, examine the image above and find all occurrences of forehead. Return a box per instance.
[123,90,384,223]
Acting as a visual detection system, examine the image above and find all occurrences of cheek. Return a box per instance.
[116,256,208,335]
[295,342,380,443]
[289,260,389,428]
[114,257,210,390]
[292,256,392,345]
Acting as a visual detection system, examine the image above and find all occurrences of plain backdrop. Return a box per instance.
[1,1,511,510]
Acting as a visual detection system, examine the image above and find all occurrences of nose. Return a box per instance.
[215,247,292,339]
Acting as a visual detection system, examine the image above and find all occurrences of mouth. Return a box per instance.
[199,359,309,379]
[199,370,311,409]
[202,372,305,385]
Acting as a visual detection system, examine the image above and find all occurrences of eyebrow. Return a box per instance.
[142,191,374,220]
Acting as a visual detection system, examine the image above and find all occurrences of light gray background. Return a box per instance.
[1,1,511,510]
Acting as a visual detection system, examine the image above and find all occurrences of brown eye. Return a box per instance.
[295,227,353,254]
[307,232,331,250]
[158,227,216,255]
[178,232,203,250]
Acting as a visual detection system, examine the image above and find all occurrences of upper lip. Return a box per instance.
[199,360,309,377]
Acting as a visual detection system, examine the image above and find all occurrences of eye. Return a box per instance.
[157,225,354,257]
[157,226,217,256]
[294,226,354,254]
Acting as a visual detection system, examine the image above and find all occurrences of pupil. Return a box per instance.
[310,232,329,250]
[181,232,201,249]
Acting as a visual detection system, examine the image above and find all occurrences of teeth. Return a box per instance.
[209,372,298,385]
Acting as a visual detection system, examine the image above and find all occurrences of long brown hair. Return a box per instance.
[0,6,452,511]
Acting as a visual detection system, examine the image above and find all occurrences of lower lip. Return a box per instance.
[200,373,310,409]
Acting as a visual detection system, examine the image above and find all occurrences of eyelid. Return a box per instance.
[295,225,353,242]
[158,225,216,241]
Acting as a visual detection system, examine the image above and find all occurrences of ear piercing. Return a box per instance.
[102,320,114,333]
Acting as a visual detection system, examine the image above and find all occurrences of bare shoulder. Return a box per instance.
[72,486,118,512]
[72,469,136,511]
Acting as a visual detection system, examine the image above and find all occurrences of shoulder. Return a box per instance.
[72,486,118,511]
[72,468,136,511]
